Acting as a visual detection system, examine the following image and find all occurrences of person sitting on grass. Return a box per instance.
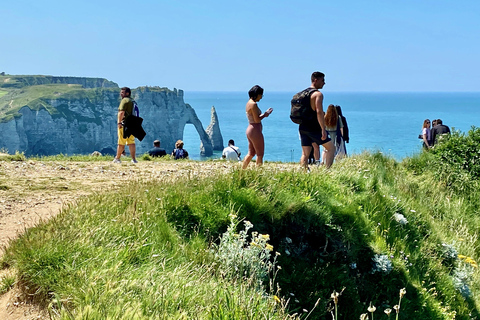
[172,140,189,160]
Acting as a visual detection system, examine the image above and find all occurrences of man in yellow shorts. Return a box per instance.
[113,87,137,164]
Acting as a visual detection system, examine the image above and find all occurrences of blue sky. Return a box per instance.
[2,0,479,92]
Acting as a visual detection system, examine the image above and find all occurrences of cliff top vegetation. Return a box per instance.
[0,74,177,123]
[1,127,480,319]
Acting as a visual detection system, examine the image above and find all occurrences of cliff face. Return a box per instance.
[0,76,221,157]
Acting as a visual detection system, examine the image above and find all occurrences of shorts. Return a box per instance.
[299,129,331,147]
[117,127,135,145]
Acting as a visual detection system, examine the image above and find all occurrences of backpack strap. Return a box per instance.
[230,146,240,159]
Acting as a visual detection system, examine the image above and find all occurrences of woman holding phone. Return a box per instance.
[242,85,273,168]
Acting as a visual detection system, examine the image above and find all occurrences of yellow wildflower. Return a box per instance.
[273,295,281,303]
[261,234,270,241]
[465,257,476,264]
[458,254,467,259]
[265,244,274,251]
[250,242,261,248]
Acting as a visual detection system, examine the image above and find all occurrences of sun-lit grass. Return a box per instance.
[2,130,480,318]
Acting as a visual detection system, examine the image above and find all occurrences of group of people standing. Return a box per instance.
[242,71,349,169]
[421,118,451,149]
[114,72,349,168]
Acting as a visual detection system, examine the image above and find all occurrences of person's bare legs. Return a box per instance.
[242,153,254,169]
[128,144,136,161]
[115,144,125,160]
[301,146,313,169]
[312,143,320,163]
[321,140,335,168]
[255,155,263,166]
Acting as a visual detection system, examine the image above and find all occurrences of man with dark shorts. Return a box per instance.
[299,72,335,169]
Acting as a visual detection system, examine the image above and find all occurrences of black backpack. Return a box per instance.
[290,88,317,124]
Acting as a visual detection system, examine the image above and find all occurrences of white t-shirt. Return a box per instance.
[222,145,241,161]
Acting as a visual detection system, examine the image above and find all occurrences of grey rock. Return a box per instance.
[205,106,224,151]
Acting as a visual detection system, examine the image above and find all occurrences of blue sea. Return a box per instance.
[182,92,480,162]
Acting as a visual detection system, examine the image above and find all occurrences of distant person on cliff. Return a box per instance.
[323,104,343,162]
[297,72,334,169]
[431,119,451,146]
[421,119,432,149]
[222,139,241,161]
[335,105,348,157]
[172,140,189,159]
[148,139,167,157]
[113,87,137,164]
[242,85,273,169]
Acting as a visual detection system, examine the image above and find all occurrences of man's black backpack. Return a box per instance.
[290,88,317,124]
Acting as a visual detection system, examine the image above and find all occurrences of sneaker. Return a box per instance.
[131,159,138,164]
[112,158,121,164]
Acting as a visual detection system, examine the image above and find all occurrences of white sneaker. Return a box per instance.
[131,159,138,164]
[112,158,121,164]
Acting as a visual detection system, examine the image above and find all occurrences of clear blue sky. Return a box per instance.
[2,0,479,92]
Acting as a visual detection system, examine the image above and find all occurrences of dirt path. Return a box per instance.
[0,158,250,319]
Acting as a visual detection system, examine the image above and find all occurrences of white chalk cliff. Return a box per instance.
[0,76,223,157]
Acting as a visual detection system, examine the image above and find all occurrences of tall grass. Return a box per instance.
[2,139,480,318]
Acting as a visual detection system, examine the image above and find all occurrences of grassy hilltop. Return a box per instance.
[0,74,119,123]
[1,128,480,319]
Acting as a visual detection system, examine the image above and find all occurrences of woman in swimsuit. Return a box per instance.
[242,85,273,169]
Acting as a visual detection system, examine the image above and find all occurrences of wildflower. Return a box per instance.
[400,288,406,298]
[331,291,340,304]
[465,257,476,264]
[360,314,368,320]
[410,209,416,212]
[228,213,237,219]
[250,241,261,248]
[393,305,400,313]
[265,244,274,251]
[368,303,376,313]
[261,234,270,241]
[393,213,408,225]
[458,254,467,259]
[244,220,253,229]
[384,308,392,316]
[372,254,393,274]
[273,295,281,303]
[275,252,281,256]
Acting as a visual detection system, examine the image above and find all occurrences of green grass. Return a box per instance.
[2,138,480,319]
[0,90,7,98]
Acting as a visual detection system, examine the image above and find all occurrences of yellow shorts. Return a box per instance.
[117,127,135,145]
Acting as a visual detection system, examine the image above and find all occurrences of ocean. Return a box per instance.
[182,91,480,162]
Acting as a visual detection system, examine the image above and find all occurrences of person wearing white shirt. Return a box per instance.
[222,139,241,161]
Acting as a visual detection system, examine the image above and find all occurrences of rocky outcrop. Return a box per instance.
[205,106,224,151]
[0,80,222,157]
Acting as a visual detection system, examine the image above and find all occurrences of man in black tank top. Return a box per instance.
[298,72,335,169]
